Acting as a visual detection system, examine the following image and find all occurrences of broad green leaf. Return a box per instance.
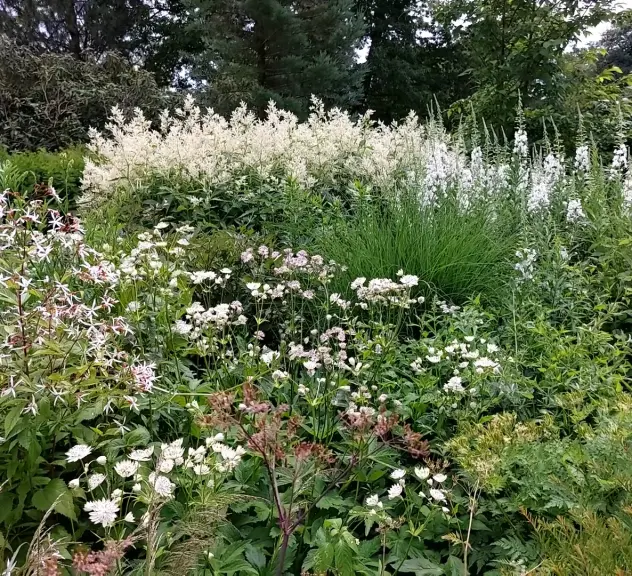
[32,478,72,517]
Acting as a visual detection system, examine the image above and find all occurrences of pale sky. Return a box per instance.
[356,0,632,62]
[578,0,632,47]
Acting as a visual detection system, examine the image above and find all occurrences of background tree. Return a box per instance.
[355,0,470,123]
[441,0,616,140]
[0,0,198,86]
[600,10,632,75]
[187,0,366,118]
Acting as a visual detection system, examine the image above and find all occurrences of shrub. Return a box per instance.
[0,38,167,151]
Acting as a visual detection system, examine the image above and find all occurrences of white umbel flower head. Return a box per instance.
[390,469,406,480]
[87,473,106,491]
[114,459,140,478]
[66,444,92,462]
[129,447,154,461]
[148,473,175,498]
[388,484,404,500]
[414,467,430,480]
[84,498,120,527]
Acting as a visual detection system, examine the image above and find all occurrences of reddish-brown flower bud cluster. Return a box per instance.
[72,538,134,576]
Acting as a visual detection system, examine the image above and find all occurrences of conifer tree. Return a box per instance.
[187,0,366,117]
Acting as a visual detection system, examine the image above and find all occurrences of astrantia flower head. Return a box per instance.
[388,483,403,500]
[148,472,175,498]
[433,473,447,483]
[84,498,119,527]
[390,469,406,480]
[88,473,106,491]
[129,447,154,461]
[414,466,430,480]
[366,494,381,507]
[429,488,447,502]
[399,275,418,287]
[161,438,184,460]
[66,444,92,462]
[193,464,211,475]
[114,459,140,478]
[158,459,175,473]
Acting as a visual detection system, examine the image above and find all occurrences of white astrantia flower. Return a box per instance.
[84,498,120,527]
[87,473,106,491]
[444,376,464,393]
[429,488,447,502]
[161,439,184,460]
[148,473,175,498]
[388,484,404,500]
[96,456,107,465]
[399,275,418,287]
[68,478,81,489]
[132,483,142,493]
[193,464,211,475]
[66,444,92,462]
[158,459,175,473]
[366,494,381,507]
[414,467,430,480]
[433,473,447,484]
[129,447,154,461]
[114,459,140,478]
[390,469,406,480]
[124,512,135,522]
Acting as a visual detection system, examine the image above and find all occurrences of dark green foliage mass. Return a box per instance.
[187,0,366,117]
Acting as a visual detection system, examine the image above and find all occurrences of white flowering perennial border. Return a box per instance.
[81,97,632,217]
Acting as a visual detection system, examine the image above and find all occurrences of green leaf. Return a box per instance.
[245,543,266,568]
[32,478,75,520]
[315,494,354,510]
[445,555,465,576]
[0,492,14,524]
[124,426,151,446]
[397,557,443,575]
[4,404,24,436]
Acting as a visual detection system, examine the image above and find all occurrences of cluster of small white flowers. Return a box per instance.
[612,143,628,173]
[413,335,501,396]
[575,145,590,172]
[566,199,586,224]
[174,301,246,352]
[190,268,232,286]
[351,273,419,308]
[513,128,529,159]
[514,248,537,282]
[81,97,470,210]
[206,434,246,472]
[527,153,563,213]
